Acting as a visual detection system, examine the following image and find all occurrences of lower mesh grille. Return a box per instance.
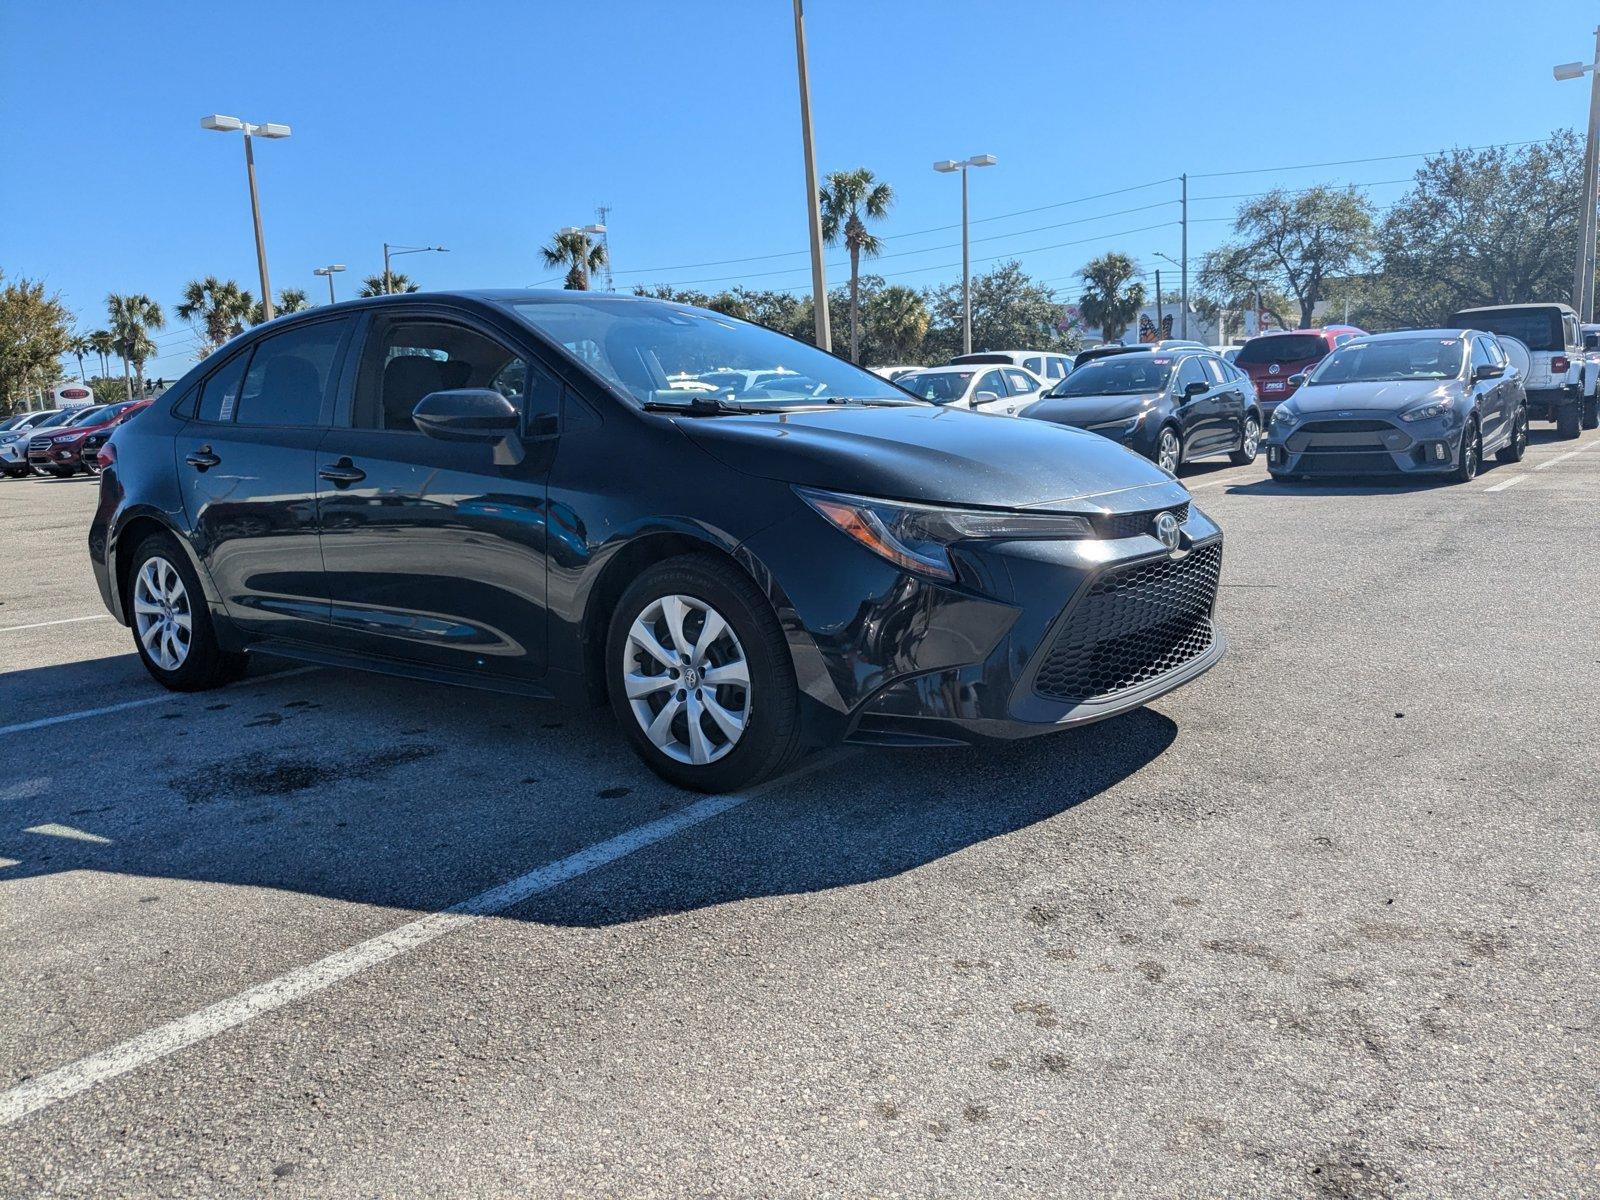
[1033,542,1222,703]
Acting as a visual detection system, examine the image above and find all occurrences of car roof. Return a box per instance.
[1451,302,1576,315]
[901,364,980,375]
[1354,329,1470,341]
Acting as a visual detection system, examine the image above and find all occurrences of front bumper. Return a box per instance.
[1265,412,1466,476]
[741,484,1225,747]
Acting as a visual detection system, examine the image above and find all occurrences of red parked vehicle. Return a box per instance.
[1235,326,1366,418]
[26,399,151,477]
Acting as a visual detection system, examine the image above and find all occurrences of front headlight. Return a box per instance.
[1271,406,1302,428]
[53,434,78,444]
[797,487,1095,581]
[1400,400,1452,422]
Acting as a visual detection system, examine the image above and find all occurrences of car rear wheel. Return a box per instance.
[1584,393,1599,430]
[606,554,802,793]
[1496,406,1529,464]
[1156,426,1183,475]
[128,533,248,692]
[1230,415,1261,466]
[1557,400,1581,439]
[1452,420,1481,483]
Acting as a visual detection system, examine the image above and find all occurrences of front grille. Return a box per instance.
[1300,420,1391,433]
[1033,542,1222,703]
[1298,452,1401,474]
[1091,502,1189,540]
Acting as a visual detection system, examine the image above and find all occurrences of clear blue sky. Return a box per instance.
[1,0,1592,379]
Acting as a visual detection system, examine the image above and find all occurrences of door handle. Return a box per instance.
[185,447,220,470]
[318,458,366,486]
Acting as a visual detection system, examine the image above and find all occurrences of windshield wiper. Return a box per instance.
[822,396,923,406]
[642,395,753,416]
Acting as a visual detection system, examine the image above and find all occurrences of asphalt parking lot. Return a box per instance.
[1,432,1597,1199]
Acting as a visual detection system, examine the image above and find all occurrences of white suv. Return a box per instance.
[1451,303,1598,438]
[949,349,1072,386]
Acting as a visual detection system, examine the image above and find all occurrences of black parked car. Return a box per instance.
[89,292,1226,791]
[1020,349,1262,475]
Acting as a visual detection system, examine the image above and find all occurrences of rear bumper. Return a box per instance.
[1524,388,1577,420]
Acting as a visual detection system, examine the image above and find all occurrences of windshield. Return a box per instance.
[1309,338,1464,384]
[1047,356,1172,397]
[1235,334,1327,366]
[1453,309,1563,352]
[508,297,914,407]
[32,409,77,429]
[97,400,144,423]
[896,371,973,403]
[65,406,109,427]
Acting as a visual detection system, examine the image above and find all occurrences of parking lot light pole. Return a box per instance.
[201,114,291,322]
[793,0,831,351]
[934,154,997,355]
[382,243,448,295]
[313,264,346,304]
[1556,33,1600,320]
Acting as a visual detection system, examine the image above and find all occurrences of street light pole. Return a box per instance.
[935,155,997,355]
[382,243,448,295]
[1557,34,1600,319]
[313,264,346,304]
[201,114,291,322]
[1180,173,1189,339]
[793,0,830,350]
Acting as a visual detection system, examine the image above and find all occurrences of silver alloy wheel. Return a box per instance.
[133,556,193,672]
[1242,416,1260,458]
[1158,428,1181,473]
[623,593,751,766]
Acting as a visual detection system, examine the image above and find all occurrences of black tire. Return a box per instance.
[1230,413,1261,466]
[1452,419,1481,483]
[1584,393,1599,430]
[1155,424,1183,475]
[45,467,74,479]
[606,553,803,793]
[1557,400,1581,440]
[126,532,248,692]
[1496,406,1529,464]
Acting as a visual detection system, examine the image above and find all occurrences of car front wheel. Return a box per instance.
[1452,420,1481,483]
[606,554,803,793]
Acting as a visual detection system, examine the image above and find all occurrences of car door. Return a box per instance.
[1002,368,1042,414]
[1170,357,1219,453]
[314,309,558,685]
[1469,335,1507,447]
[1201,355,1245,447]
[175,316,353,641]
[969,369,1010,414]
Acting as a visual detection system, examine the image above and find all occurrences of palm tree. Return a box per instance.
[540,229,607,290]
[357,272,419,297]
[107,292,165,400]
[820,168,894,363]
[248,287,311,325]
[1078,253,1146,344]
[67,334,91,382]
[176,276,254,356]
[864,285,929,363]
[87,329,115,378]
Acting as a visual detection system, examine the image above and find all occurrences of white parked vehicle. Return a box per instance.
[0,408,65,477]
[869,364,923,382]
[1449,303,1597,437]
[894,363,1045,415]
[949,349,1072,386]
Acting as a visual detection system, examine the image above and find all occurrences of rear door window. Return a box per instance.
[235,319,350,427]
[1003,368,1037,393]
[1203,358,1228,385]
[196,352,250,423]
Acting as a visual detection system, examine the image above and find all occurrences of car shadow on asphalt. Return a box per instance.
[0,652,1178,927]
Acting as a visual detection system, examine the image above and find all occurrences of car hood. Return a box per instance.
[1285,379,1453,414]
[674,404,1184,510]
[1022,393,1161,426]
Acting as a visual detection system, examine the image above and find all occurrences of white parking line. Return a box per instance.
[0,666,320,738]
[1484,474,1528,492]
[0,749,850,1127]
[1532,438,1600,471]
[0,614,109,634]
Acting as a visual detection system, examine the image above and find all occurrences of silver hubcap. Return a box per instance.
[1243,418,1259,457]
[1158,431,1180,472]
[133,557,192,672]
[623,594,750,766]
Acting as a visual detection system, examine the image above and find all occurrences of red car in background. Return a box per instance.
[26,399,151,477]
[1235,326,1366,418]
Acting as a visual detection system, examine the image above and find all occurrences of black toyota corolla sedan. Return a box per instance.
[89,291,1225,791]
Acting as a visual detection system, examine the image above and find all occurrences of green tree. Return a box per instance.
[66,333,92,382]
[1077,253,1147,344]
[924,262,1078,362]
[861,284,929,363]
[1202,185,1376,329]
[357,271,419,297]
[107,292,164,400]
[176,276,254,356]
[0,271,75,410]
[86,329,116,378]
[541,229,607,290]
[819,168,894,363]
[249,287,312,325]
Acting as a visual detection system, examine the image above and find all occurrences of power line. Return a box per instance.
[1186,138,1541,180]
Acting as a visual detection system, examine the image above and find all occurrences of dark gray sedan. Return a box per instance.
[1264,330,1528,483]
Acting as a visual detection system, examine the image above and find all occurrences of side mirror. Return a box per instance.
[1473,363,1505,380]
[1287,373,1307,387]
[413,388,527,465]
[1182,380,1209,399]
[973,391,1000,406]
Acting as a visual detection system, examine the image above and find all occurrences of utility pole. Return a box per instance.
[793,0,831,350]
[1583,26,1600,319]
[596,205,614,291]
[1179,173,1189,339]
[1154,268,1164,340]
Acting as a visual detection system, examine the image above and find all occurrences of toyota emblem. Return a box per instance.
[1154,511,1184,556]
[1268,363,1280,375]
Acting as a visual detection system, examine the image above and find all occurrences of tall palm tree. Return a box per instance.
[107,292,165,400]
[248,287,311,325]
[176,276,254,356]
[820,168,894,363]
[1078,253,1146,344]
[865,285,929,363]
[540,229,607,290]
[67,334,91,382]
[357,272,419,297]
[87,329,115,378]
